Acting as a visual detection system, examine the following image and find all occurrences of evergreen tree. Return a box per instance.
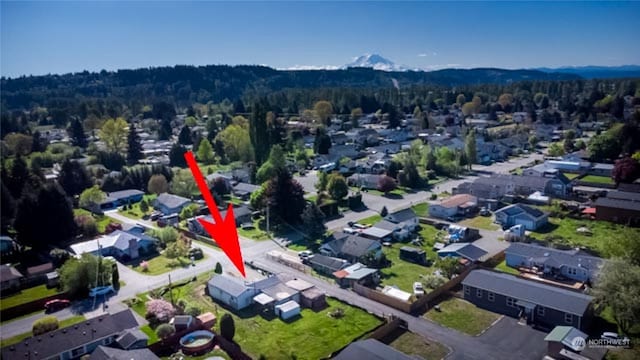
[31,130,45,152]
[8,155,29,198]
[220,314,235,342]
[58,159,92,196]
[313,127,331,155]
[169,143,188,167]
[69,118,88,148]
[465,131,477,171]
[301,203,327,240]
[158,118,172,140]
[206,118,219,142]
[178,125,193,145]
[197,138,215,165]
[249,98,270,165]
[1,180,15,232]
[233,99,245,114]
[127,123,143,165]
[265,170,306,224]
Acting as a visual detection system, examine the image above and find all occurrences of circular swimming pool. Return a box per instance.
[179,330,215,355]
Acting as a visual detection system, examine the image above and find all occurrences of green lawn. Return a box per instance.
[358,214,382,225]
[494,259,520,275]
[74,208,120,233]
[459,216,499,231]
[237,219,269,240]
[580,175,614,185]
[0,284,62,311]
[425,297,500,336]
[130,253,206,275]
[389,331,450,360]
[529,216,640,258]
[563,172,581,180]
[0,315,86,348]
[380,225,443,293]
[224,298,382,360]
[368,188,407,197]
[411,203,429,217]
[118,194,157,220]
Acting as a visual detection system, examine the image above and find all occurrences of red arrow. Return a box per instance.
[184,151,246,277]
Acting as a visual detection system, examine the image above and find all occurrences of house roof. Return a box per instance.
[606,190,640,202]
[362,226,393,239]
[198,205,252,224]
[70,230,153,255]
[115,328,148,349]
[345,267,378,280]
[495,204,547,219]
[372,220,399,231]
[462,270,593,315]
[89,346,159,360]
[437,194,478,209]
[208,275,250,297]
[155,193,190,210]
[324,235,380,258]
[438,243,487,262]
[26,263,54,276]
[594,197,640,211]
[233,182,260,194]
[506,243,603,272]
[309,254,350,272]
[105,189,144,200]
[386,208,417,223]
[261,282,297,301]
[400,246,425,255]
[285,279,314,292]
[253,293,275,305]
[334,339,414,360]
[0,265,23,281]
[301,287,325,300]
[1,310,140,360]
[544,326,588,352]
[275,300,300,313]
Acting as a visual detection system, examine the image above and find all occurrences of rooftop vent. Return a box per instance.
[543,252,549,257]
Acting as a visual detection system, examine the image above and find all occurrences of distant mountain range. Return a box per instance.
[342,54,409,72]
[535,65,640,79]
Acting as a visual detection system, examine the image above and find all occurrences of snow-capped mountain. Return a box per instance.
[342,54,408,71]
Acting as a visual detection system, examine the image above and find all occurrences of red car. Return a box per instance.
[44,299,71,313]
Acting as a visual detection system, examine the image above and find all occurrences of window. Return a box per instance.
[488,292,495,302]
[103,337,113,345]
[567,268,577,276]
[464,286,470,295]
[71,347,85,357]
[537,306,545,317]
[565,313,573,324]
[506,297,516,307]
[476,288,483,297]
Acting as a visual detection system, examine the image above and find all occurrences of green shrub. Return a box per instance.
[32,316,59,335]
[185,306,202,317]
[215,262,222,274]
[155,323,176,339]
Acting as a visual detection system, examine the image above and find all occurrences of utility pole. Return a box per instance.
[168,274,175,307]
[266,201,270,237]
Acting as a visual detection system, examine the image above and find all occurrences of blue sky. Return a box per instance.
[2,1,639,77]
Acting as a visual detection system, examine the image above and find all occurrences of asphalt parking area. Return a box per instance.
[478,316,548,360]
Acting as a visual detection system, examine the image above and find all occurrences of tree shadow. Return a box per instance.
[383,193,403,200]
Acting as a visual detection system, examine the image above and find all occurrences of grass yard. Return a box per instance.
[0,284,62,311]
[119,194,157,220]
[0,315,86,348]
[358,214,382,226]
[411,202,429,217]
[494,259,520,275]
[367,188,407,197]
[130,253,206,275]
[224,298,382,360]
[237,219,269,240]
[389,331,450,360]
[425,297,500,336]
[563,172,581,180]
[580,175,614,185]
[459,216,499,231]
[74,208,120,233]
[529,216,640,258]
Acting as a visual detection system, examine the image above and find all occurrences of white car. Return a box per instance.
[298,250,313,259]
[601,332,630,342]
[413,282,425,297]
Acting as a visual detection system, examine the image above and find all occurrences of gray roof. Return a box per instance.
[334,339,414,360]
[345,267,378,280]
[309,254,350,272]
[208,275,249,297]
[462,270,593,315]
[233,182,260,194]
[594,197,640,211]
[0,265,23,281]
[438,243,487,262]
[106,189,144,200]
[506,243,603,272]
[372,220,400,231]
[89,346,159,360]
[115,328,148,349]
[495,204,547,219]
[386,208,417,223]
[606,190,640,202]
[324,235,380,258]
[1,310,140,360]
[592,163,614,170]
[155,193,190,209]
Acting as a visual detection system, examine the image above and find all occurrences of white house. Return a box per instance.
[207,275,258,311]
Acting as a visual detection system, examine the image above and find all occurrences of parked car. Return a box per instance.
[352,223,371,229]
[150,212,163,221]
[601,332,630,343]
[413,282,425,297]
[298,250,313,259]
[44,299,71,313]
[479,207,490,216]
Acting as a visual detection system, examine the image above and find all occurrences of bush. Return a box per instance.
[50,248,70,267]
[140,260,149,272]
[220,313,235,341]
[328,308,345,319]
[33,316,59,335]
[430,193,438,200]
[422,274,447,290]
[185,306,202,317]
[188,247,204,260]
[75,214,98,237]
[156,323,176,339]
[215,262,223,274]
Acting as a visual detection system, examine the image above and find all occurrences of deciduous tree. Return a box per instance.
[612,157,640,185]
[99,118,128,153]
[79,185,106,209]
[197,138,215,165]
[148,174,169,195]
[327,173,349,200]
[591,259,640,334]
[377,175,397,195]
[314,101,333,125]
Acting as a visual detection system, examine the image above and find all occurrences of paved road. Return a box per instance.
[252,255,542,360]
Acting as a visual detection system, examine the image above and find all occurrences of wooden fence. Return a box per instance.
[410,264,478,313]
[353,283,413,313]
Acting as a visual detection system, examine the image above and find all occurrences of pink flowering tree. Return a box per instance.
[145,299,176,324]
[140,261,149,272]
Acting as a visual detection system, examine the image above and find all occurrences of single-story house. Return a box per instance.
[384,208,419,232]
[333,263,380,288]
[188,205,253,233]
[469,174,571,198]
[320,234,382,263]
[99,190,145,210]
[544,326,607,360]
[232,182,260,200]
[0,265,23,292]
[308,254,350,275]
[70,230,157,260]
[334,339,415,360]
[1,309,140,360]
[207,275,258,311]
[494,204,549,231]
[437,243,488,263]
[360,223,395,241]
[429,194,478,219]
[0,236,18,257]
[588,163,614,177]
[153,193,191,215]
[505,243,604,283]
[347,173,384,189]
[594,191,640,225]
[462,269,593,330]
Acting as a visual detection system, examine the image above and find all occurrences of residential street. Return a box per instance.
[2,153,542,359]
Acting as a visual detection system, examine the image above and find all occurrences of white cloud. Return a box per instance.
[418,53,428,57]
[418,52,438,57]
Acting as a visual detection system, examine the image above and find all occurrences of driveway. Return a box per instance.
[478,316,548,360]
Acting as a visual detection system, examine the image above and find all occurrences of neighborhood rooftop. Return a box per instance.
[462,269,593,315]
[506,243,603,271]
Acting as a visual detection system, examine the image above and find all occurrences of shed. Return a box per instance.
[275,300,301,320]
[300,287,327,310]
[399,246,427,265]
